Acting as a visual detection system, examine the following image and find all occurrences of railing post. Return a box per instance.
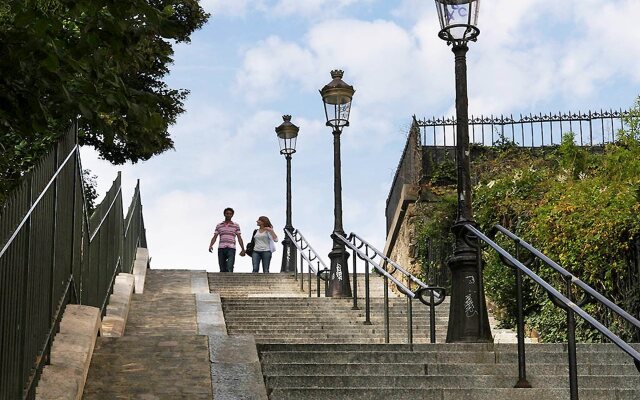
[384,274,390,343]
[407,296,413,345]
[429,290,436,343]
[364,260,371,325]
[18,174,34,399]
[352,246,359,310]
[565,275,579,400]
[514,245,531,388]
[316,264,321,298]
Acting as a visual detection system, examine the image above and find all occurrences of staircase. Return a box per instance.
[210,272,640,400]
[83,270,212,399]
[211,272,449,344]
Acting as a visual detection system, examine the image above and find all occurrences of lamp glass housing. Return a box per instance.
[435,0,480,44]
[275,115,299,155]
[320,70,355,132]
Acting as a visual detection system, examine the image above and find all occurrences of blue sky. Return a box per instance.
[81,0,640,272]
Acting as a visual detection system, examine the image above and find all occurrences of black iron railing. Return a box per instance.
[417,109,630,147]
[464,223,640,400]
[285,229,330,297]
[0,124,147,400]
[334,232,446,344]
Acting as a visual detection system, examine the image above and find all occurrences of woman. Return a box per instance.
[251,216,278,273]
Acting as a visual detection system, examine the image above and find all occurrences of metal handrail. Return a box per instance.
[335,232,446,344]
[89,185,122,242]
[0,124,148,400]
[0,145,78,259]
[464,224,640,400]
[335,233,414,295]
[285,229,329,297]
[493,224,640,330]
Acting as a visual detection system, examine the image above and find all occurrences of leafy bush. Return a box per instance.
[416,99,640,342]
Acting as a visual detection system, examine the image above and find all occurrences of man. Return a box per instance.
[209,207,245,272]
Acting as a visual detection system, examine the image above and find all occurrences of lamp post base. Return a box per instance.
[446,223,493,343]
[327,241,352,298]
[280,234,297,273]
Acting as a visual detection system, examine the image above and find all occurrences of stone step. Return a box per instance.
[254,338,448,344]
[83,335,211,400]
[259,350,636,364]
[261,362,640,376]
[267,387,639,400]
[258,343,640,353]
[265,374,640,389]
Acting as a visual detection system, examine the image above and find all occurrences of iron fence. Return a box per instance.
[0,123,147,400]
[417,109,631,147]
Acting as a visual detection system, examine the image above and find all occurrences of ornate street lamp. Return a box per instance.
[320,70,354,297]
[275,115,299,273]
[434,0,493,343]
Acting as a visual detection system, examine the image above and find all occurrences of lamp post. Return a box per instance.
[434,0,493,343]
[320,70,354,297]
[275,115,299,273]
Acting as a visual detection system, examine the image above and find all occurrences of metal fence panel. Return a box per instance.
[0,124,147,400]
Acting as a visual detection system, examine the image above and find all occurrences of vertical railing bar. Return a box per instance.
[18,174,34,400]
[429,290,436,343]
[514,244,530,388]
[589,111,593,146]
[407,296,413,346]
[565,276,579,400]
[600,109,605,144]
[384,274,389,343]
[364,260,371,325]
[352,243,358,310]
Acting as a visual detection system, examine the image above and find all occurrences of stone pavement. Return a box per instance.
[82,270,213,400]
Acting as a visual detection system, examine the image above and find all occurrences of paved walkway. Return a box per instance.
[83,270,212,400]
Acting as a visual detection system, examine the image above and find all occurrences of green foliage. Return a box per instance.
[0,0,209,197]
[415,99,640,342]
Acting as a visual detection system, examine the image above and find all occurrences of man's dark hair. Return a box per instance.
[223,207,234,215]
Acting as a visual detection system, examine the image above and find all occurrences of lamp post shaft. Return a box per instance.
[286,155,293,228]
[328,128,352,297]
[281,154,297,273]
[446,43,493,343]
[454,44,473,224]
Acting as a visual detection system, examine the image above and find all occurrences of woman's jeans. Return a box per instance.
[252,250,272,273]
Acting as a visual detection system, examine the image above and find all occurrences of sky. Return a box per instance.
[80,0,640,273]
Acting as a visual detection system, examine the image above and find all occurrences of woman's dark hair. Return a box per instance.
[223,207,234,215]
[258,216,273,228]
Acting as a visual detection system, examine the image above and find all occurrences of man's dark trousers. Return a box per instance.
[218,247,235,272]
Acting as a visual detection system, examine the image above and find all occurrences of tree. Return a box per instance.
[0,0,209,196]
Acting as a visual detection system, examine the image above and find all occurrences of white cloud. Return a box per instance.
[200,0,267,17]
[274,0,371,17]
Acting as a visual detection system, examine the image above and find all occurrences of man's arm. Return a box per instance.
[237,234,246,256]
[208,233,218,252]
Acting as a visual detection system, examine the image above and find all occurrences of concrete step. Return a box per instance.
[268,387,639,400]
[83,335,211,399]
[259,350,637,365]
[265,374,640,389]
[261,362,640,376]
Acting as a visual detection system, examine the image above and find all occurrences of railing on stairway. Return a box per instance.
[285,229,331,297]
[334,232,446,344]
[463,223,640,400]
[0,123,147,400]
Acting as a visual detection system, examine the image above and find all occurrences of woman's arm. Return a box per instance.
[267,227,278,242]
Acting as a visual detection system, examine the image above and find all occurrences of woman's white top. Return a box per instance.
[253,230,273,252]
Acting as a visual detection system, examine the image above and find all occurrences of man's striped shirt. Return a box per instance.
[215,221,241,249]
